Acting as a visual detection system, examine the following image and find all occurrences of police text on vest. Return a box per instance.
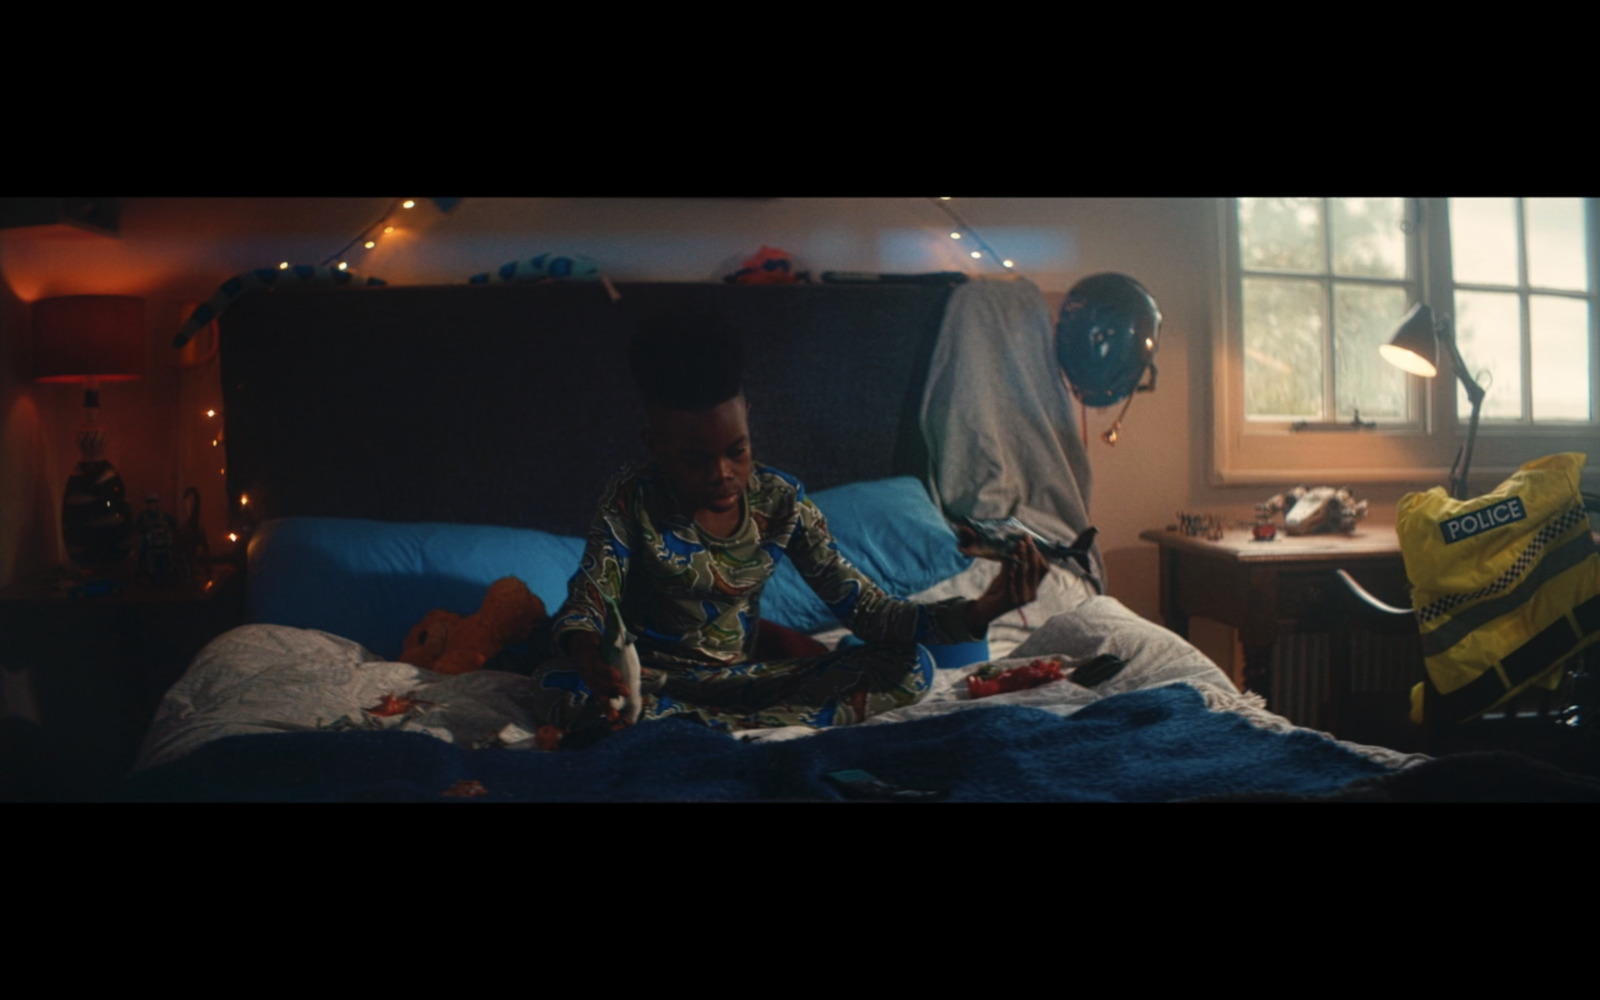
[1439,496,1527,544]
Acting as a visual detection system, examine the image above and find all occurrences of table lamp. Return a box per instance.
[1379,302,1486,500]
[31,295,146,569]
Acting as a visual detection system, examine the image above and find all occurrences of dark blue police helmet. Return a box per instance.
[1054,273,1162,408]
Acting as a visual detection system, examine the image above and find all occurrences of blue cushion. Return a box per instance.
[247,477,975,663]
[247,518,584,661]
[760,477,973,635]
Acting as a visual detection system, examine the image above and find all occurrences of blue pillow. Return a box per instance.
[248,518,584,661]
[759,477,973,635]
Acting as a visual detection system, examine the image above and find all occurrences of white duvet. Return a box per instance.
[134,565,1426,774]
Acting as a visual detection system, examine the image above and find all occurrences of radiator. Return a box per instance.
[1266,632,1423,732]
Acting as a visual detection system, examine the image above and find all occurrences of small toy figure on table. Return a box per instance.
[173,486,211,587]
[1252,503,1277,541]
[1171,511,1225,540]
[135,493,178,586]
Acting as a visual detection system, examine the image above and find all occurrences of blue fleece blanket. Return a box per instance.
[116,685,1394,802]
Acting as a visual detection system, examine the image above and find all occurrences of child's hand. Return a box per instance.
[965,536,1049,633]
[567,631,627,700]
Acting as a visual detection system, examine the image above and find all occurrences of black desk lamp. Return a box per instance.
[1379,302,1486,500]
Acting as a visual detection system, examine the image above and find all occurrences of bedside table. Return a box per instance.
[1140,525,1408,723]
[0,564,244,799]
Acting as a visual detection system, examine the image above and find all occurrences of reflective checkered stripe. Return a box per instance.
[1415,502,1590,626]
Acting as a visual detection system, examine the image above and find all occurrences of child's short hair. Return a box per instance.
[627,307,745,411]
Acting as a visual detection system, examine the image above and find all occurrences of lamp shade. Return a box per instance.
[1379,302,1439,378]
[32,295,145,383]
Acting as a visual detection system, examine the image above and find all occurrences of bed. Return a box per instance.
[116,273,1494,803]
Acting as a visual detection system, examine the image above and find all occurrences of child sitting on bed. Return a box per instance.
[537,307,1048,738]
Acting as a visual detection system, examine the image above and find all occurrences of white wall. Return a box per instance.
[2,196,1288,670]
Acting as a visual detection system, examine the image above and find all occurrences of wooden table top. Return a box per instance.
[1138,524,1402,564]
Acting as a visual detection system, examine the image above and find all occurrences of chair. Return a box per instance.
[1324,495,1600,774]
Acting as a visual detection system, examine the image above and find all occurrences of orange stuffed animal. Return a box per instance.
[399,576,547,675]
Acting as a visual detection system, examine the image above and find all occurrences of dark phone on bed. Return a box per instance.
[824,769,948,801]
[1071,653,1127,687]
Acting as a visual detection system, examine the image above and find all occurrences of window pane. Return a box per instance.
[1453,290,1522,419]
[1244,277,1324,418]
[1450,198,1519,286]
[1526,198,1589,292]
[1330,198,1407,278]
[1334,283,1410,419]
[1238,198,1325,272]
[1530,295,1592,420]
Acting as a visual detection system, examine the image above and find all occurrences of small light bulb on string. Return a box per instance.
[240,494,250,508]
[928,198,1015,275]
[278,262,289,270]
[206,409,216,418]
[228,532,239,543]
[321,198,413,271]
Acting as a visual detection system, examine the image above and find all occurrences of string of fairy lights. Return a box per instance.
[198,197,435,547]
[929,197,1018,273]
[193,197,1028,549]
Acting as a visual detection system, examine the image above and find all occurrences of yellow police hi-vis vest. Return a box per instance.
[1396,452,1600,726]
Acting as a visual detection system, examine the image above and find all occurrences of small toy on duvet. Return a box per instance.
[365,691,432,717]
[965,658,1067,699]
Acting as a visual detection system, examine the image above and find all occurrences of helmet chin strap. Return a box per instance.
[1100,391,1137,445]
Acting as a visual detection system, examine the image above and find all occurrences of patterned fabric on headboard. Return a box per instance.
[218,281,958,536]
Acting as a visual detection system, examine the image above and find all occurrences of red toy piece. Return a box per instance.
[365,691,432,717]
[965,658,1066,699]
[725,246,808,285]
[442,779,489,797]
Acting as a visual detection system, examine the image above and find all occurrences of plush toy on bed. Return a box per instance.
[399,576,547,675]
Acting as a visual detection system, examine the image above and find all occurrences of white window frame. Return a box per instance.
[1211,196,1600,493]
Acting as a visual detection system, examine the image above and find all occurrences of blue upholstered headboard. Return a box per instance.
[217,280,959,536]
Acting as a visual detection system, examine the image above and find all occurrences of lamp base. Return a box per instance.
[62,458,135,570]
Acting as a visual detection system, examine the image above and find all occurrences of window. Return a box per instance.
[1443,197,1593,424]
[1213,197,1599,489]
[1237,197,1419,426]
